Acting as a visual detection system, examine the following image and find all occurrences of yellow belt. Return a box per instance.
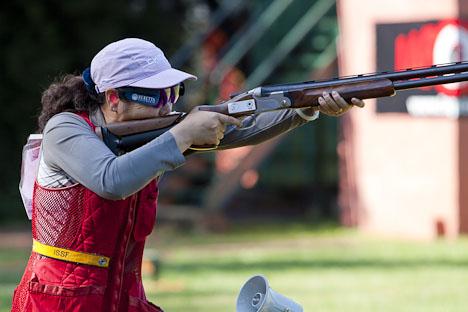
[32,239,110,268]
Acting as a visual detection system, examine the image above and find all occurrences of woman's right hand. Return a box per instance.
[169,108,242,153]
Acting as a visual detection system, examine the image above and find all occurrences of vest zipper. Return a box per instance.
[114,194,139,311]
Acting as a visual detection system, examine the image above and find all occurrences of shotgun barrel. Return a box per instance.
[250,61,468,96]
[98,61,468,155]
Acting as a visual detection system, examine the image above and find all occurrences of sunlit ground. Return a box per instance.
[1,222,468,311]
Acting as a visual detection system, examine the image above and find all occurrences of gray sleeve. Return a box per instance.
[217,108,319,150]
[42,113,185,200]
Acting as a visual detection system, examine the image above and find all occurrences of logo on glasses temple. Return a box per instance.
[131,93,157,105]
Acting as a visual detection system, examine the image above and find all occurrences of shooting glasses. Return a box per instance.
[118,83,185,108]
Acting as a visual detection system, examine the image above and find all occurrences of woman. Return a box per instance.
[11,38,364,312]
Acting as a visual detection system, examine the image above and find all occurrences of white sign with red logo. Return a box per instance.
[396,20,468,117]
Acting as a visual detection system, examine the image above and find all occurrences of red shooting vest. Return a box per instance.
[11,113,162,312]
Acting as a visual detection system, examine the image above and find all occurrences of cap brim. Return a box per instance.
[128,68,197,89]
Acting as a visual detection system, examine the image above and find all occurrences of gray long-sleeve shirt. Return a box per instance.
[38,108,318,200]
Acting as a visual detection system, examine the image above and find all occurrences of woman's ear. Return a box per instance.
[105,89,120,112]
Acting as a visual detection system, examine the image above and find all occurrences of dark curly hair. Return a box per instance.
[37,75,103,132]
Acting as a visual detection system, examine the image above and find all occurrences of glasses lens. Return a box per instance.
[156,89,167,108]
[171,84,180,103]
[164,87,171,102]
[151,84,184,107]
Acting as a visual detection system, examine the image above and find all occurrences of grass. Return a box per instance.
[1,222,468,311]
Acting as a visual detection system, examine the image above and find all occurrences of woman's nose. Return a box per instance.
[159,104,171,116]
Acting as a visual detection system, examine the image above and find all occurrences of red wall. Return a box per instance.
[337,0,466,239]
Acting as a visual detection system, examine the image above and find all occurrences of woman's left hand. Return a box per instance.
[317,91,365,116]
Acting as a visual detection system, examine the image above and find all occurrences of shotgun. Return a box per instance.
[95,61,468,155]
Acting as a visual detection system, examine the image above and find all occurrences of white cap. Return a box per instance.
[90,38,197,93]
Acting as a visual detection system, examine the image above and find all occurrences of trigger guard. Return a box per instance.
[237,114,257,131]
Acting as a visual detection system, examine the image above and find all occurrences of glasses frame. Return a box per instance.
[117,83,185,108]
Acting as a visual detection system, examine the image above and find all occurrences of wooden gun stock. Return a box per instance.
[95,113,185,156]
[95,112,221,155]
